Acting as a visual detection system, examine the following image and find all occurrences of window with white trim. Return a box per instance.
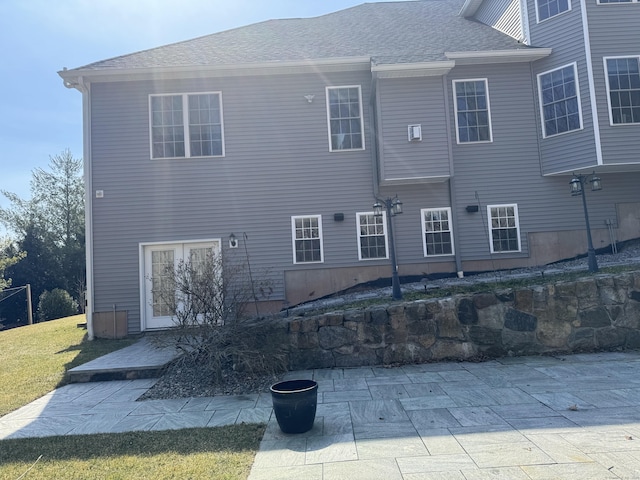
[537,64,582,137]
[488,205,521,253]
[453,79,493,143]
[150,93,224,159]
[357,213,388,260]
[421,208,454,257]
[536,0,570,21]
[605,57,640,125]
[326,86,364,151]
[292,215,323,264]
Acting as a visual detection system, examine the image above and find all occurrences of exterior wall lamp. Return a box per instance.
[569,172,602,273]
[373,195,403,300]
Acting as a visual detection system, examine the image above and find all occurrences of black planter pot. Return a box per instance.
[270,379,318,434]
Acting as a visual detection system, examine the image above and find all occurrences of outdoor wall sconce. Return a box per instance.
[373,195,403,300]
[304,95,315,103]
[229,233,238,249]
[569,172,602,273]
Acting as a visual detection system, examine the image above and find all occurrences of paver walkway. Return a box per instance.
[250,351,640,479]
[2,350,640,479]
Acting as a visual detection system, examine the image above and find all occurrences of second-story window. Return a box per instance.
[605,57,640,125]
[150,92,224,159]
[326,86,364,151]
[536,0,570,22]
[453,79,493,143]
[537,64,582,138]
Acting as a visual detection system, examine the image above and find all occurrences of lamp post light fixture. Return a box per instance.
[569,172,602,273]
[373,195,403,300]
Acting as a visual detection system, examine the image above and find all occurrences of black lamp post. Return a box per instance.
[373,195,403,300]
[569,172,602,273]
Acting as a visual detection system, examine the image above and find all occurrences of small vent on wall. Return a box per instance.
[95,190,104,198]
[408,124,422,141]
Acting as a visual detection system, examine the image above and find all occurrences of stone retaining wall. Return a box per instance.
[265,271,640,370]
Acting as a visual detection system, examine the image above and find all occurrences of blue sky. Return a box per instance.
[0,0,399,213]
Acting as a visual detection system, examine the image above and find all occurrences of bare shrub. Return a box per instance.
[152,251,288,383]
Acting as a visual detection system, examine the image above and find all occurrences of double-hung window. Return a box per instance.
[150,92,224,159]
[292,215,323,264]
[488,204,521,253]
[605,57,640,125]
[421,208,454,256]
[326,86,364,151]
[537,64,582,138]
[357,213,388,260]
[536,0,570,21]
[453,79,493,143]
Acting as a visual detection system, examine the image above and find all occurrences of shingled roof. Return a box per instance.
[66,0,531,74]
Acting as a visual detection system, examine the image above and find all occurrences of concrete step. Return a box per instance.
[66,337,180,383]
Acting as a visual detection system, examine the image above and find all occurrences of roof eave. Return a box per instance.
[371,61,456,79]
[58,56,373,86]
[445,49,553,64]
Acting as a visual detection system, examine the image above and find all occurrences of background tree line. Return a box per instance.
[0,150,85,327]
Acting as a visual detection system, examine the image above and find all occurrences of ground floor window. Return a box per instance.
[357,212,388,260]
[488,204,521,253]
[291,215,323,263]
[421,208,454,256]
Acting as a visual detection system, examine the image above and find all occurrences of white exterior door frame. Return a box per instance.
[139,239,221,331]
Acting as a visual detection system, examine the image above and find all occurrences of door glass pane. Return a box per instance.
[151,250,174,317]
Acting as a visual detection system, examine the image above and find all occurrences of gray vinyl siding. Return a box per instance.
[448,63,541,260]
[586,2,640,166]
[89,71,379,332]
[527,1,598,174]
[377,76,451,183]
[475,0,525,41]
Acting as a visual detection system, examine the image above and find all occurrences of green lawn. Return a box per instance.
[0,425,265,480]
[0,316,265,480]
[0,315,137,417]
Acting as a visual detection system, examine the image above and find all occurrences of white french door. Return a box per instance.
[142,240,220,330]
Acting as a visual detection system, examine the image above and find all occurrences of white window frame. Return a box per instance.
[356,212,388,261]
[537,63,583,138]
[291,215,324,264]
[421,207,455,257]
[535,0,571,22]
[604,55,640,126]
[453,79,493,144]
[149,92,225,159]
[488,204,521,254]
[326,85,365,152]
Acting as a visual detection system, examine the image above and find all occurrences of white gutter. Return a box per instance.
[371,61,456,78]
[58,56,372,84]
[445,49,552,64]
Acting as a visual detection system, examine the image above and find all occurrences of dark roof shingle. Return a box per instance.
[71,0,527,72]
